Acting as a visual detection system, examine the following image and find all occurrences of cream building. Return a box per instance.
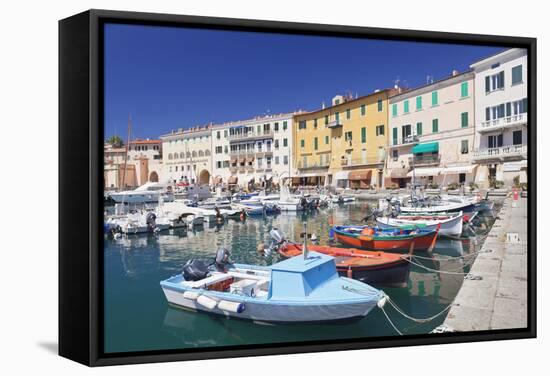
[387,71,476,188]
[127,139,163,185]
[211,113,297,188]
[160,126,212,185]
[470,48,528,187]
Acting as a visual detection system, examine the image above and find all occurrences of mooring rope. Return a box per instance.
[403,256,472,275]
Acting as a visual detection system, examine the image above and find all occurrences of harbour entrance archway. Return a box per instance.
[149,171,159,182]
[198,169,211,185]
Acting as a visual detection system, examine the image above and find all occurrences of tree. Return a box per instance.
[106,135,124,147]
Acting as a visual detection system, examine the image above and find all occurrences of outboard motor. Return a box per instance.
[145,212,157,230]
[182,259,209,281]
[214,248,231,270]
[269,228,285,244]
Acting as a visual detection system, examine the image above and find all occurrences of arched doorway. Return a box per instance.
[149,171,159,182]
[198,169,210,185]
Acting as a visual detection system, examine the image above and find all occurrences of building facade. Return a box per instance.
[127,139,163,185]
[387,71,476,188]
[293,90,396,188]
[470,48,528,187]
[211,113,296,188]
[160,126,212,185]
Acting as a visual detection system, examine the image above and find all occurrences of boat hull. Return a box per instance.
[161,285,378,323]
[376,213,462,237]
[278,243,410,288]
[333,227,437,251]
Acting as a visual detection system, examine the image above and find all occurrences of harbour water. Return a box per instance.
[104,200,498,354]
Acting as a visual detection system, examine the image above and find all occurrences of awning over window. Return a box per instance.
[407,167,443,177]
[503,160,527,172]
[334,171,350,181]
[442,165,477,174]
[228,176,238,184]
[246,156,255,163]
[238,157,245,163]
[412,142,439,154]
[230,157,237,164]
[390,168,410,178]
[348,170,372,181]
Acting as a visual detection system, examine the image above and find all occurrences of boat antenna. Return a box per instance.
[302,221,308,260]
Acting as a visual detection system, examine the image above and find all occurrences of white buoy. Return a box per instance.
[196,295,218,310]
[218,300,245,313]
[183,291,200,300]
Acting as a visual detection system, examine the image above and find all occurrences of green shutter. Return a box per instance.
[416,122,423,136]
[283,138,288,147]
[432,118,439,133]
[300,139,305,148]
[325,135,329,144]
[431,91,438,106]
[361,104,366,116]
[377,100,383,112]
[325,115,328,125]
[404,100,409,113]
[392,128,398,145]
[346,109,351,119]
[461,112,469,128]
[461,82,469,98]
[392,104,397,117]
[416,96,422,110]
[314,137,318,150]
[361,127,366,143]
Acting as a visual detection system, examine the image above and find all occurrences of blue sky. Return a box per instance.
[104,23,503,140]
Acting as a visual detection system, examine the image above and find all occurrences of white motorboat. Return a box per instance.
[376,211,464,237]
[108,182,175,204]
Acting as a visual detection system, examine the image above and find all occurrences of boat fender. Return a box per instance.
[196,295,218,310]
[218,300,245,313]
[377,295,388,309]
[183,291,200,300]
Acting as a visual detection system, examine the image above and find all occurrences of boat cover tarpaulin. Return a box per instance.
[412,142,439,154]
[407,167,443,177]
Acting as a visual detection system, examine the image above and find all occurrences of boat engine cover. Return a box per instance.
[182,259,209,281]
[269,228,285,244]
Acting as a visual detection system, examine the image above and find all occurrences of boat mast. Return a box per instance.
[121,113,131,190]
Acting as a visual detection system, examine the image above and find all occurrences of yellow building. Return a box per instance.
[293,89,397,188]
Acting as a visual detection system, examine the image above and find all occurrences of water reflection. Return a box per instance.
[104,201,497,353]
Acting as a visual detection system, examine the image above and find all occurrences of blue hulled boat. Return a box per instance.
[161,249,383,324]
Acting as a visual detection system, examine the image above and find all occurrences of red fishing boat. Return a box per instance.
[277,242,412,287]
[268,227,413,287]
[331,225,439,252]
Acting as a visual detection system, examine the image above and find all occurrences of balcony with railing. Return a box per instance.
[389,135,419,148]
[341,156,385,168]
[473,144,527,161]
[410,154,440,166]
[229,130,274,142]
[297,160,330,170]
[326,118,343,128]
[479,113,528,133]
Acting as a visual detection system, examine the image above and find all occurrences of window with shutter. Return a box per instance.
[461,112,469,128]
[361,127,366,143]
[392,128,398,145]
[416,122,422,136]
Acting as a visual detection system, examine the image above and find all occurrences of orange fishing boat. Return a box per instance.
[277,242,412,287]
[331,225,439,252]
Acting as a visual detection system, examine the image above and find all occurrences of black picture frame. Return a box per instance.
[59,9,537,367]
